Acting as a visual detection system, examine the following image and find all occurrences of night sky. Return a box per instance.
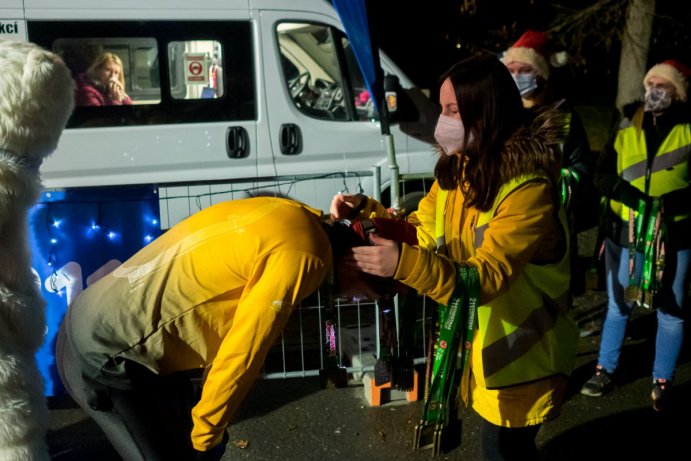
[365,0,691,106]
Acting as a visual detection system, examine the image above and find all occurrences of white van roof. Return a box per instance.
[11,0,336,17]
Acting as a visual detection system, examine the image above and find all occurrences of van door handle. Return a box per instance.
[279,123,302,155]
[226,126,250,159]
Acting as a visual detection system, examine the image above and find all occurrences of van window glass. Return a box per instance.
[53,37,161,106]
[341,37,379,121]
[277,22,351,121]
[168,40,224,100]
[27,20,256,128]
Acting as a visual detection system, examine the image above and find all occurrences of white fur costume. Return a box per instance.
[0,39,74,461]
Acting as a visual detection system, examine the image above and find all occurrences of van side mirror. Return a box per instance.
[384,74,399,116]
[382,74,423,126]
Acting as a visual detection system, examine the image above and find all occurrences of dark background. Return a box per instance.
[367,0,691,107]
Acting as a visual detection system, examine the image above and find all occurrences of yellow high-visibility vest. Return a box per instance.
[436,175,578,387]
[610,108,691,222]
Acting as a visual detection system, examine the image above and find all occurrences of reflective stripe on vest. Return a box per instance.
[468,174,577,388]
[435,188,449,252]
[609,109,691,222]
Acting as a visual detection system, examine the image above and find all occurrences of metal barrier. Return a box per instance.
[156,167,434,382]
[262,291,433,381]
[158,170,378,229]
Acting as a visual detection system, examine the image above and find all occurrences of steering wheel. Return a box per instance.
[288,72,310,98]
[328,85,344,113]
[313,83,344,113]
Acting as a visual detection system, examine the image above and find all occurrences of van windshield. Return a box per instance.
[277,22,378,122]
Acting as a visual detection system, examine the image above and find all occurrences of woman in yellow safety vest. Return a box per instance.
[581,59,691,412]
[331,54,579,461]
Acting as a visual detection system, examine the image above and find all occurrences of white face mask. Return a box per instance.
[434,114,468,156]
[644,87,673,112]
[513,72,538,96]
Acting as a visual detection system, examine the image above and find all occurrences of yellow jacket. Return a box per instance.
[65,197,331,450]
[359,176,575,426]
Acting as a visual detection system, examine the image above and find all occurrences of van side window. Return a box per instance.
[27,21,255,128]
[342,37,378,121]
[168,40,224,100]
[277,22,378,122]
[54,38,161,106]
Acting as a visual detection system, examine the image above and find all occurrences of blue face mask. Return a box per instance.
[513,72,538,96]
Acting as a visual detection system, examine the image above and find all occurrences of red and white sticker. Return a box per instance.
[183,53,208,84]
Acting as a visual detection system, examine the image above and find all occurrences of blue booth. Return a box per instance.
[29,185,161,396]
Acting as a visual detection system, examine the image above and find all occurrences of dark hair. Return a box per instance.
[321,219,368,260]
[434,53,529,211]
[321,219,395,299]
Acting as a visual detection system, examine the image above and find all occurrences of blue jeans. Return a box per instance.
[597,238,690,381]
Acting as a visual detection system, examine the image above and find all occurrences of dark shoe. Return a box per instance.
[580,365,613,397]
[651,379,670,412]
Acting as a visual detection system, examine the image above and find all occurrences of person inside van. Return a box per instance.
[207,56,223,98]
[55,196,414,461]
[75,52,132,106]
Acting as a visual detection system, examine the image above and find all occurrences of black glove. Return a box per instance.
[612,178,650,210]
[194,431,228,461]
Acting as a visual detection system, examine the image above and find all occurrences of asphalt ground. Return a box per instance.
[47,292,691,461]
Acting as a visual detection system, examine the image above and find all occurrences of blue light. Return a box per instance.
[144,234,153,243]
[152,219,159,226]
[107,231,117,240]
[50,238,58,245]
[51,219,62,229]
[91,223,101,231]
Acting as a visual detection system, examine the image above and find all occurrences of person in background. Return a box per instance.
[75,52,132,106]
[503,29,595,293]
[580,59,691,412]
[56,196,412,461]
[331,54,579,461]
[208,56,223,97]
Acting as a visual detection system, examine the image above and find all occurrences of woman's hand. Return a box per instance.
[107,78,126,102]
[346,233,400,277]
[330,193,364,220]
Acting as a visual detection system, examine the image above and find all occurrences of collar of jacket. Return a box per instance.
[497,108,566,184]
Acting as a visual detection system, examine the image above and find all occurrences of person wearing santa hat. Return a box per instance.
[503,29,595,295]
[581,59,691,412]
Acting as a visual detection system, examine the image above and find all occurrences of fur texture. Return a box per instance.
[500,108,567,184]
[0,39,74,461]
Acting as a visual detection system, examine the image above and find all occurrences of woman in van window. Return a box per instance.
[75,52,132,106]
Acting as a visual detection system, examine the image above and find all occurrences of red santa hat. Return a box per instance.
[503,30,567,79]
[644,59,691,102]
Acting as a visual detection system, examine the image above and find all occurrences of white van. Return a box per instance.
[1,0,438,228]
